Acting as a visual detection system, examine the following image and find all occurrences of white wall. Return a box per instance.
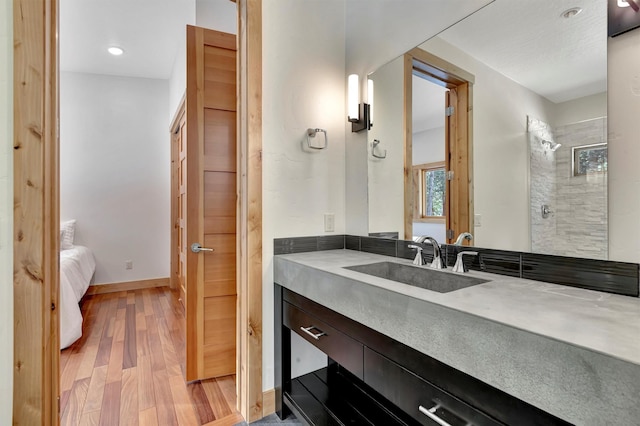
[413,127,445,164]
[0,0,13,421]
[263,0,346,390]
[608,30,640,263]
[168,2,196,120]
[368,56,404,236]
[60,72,170,284]
[553,92,607,127]
[419,36,555,251]
[196,0,237,34]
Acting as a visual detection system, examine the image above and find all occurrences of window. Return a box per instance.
[572,143,607,177]
[413,162,446,222]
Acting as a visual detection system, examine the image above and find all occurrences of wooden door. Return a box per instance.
[184,25,237,381]
[446,84,472,244]
[171,108,188,307]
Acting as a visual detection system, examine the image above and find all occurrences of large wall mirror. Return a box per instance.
[365,0,610,260]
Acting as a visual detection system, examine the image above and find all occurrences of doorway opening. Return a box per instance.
[403,49,475,244]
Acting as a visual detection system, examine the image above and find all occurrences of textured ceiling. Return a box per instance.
[346,0,493,76]
[437,0,607,103]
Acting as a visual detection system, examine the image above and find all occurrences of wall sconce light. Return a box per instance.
[347,74,373,132]
[619,0,639,11]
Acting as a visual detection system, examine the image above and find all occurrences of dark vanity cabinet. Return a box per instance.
[275,284,572,426]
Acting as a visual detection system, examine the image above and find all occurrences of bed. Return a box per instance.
[59,220,96,349]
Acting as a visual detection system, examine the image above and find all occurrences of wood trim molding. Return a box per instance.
[238,0,263,421]
[403,53,414,240]
[85,278,170,296]
[13,0,60,424]
[262,389,276,417]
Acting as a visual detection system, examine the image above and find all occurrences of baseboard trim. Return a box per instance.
[86,277,170,295]
[263,388,275,417]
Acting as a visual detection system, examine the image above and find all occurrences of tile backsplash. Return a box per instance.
[274,235,639,297]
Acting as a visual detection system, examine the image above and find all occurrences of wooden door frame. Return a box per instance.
[13,0,264,423]
[403,48,475,243]
[13,0,60,424]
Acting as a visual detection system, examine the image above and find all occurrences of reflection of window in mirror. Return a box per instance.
[413,161,446,222]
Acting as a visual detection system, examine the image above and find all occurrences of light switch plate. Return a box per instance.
[474,214,482,227]
[324,213,335,232]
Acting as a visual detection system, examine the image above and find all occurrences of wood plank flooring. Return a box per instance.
[60,287,244,426]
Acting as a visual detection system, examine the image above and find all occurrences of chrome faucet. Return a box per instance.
[414,236,445,269]
[454,232,473,246]
[452,251,479,273]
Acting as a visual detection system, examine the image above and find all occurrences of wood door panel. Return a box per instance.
[203,296,236,344]
[204,172,236,219]
[203,234,236,297]
[204,109,236,172]
[204,216,236,235]
[203,296,236,377]
[204,46,236,111]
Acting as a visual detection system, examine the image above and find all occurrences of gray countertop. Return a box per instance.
[274,249,640,426]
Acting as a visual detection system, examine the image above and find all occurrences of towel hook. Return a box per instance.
[305,128,328,150]
[371,139,386,159]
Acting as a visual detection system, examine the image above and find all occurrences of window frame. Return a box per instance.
[413,161,446,223]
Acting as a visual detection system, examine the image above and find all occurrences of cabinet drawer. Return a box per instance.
[364,348,502,426]
[284,302,364,379]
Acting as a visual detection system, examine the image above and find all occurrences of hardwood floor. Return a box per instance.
[60,287,244,426]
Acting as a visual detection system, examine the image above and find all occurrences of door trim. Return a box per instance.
[403,48,474,243]
[237,0,264,421]
[13,0,60,424]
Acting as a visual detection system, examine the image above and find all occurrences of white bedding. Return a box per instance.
[60,245,95,349]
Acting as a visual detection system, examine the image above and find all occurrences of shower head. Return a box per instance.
[541,139,562,152]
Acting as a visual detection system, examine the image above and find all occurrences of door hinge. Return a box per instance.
[447,229,454,240]
[445,106,454,116]
[446,170,454,180]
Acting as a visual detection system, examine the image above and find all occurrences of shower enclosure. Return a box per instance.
[528,116,608,260]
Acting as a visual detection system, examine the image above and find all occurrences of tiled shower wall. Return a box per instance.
[554,118,608,259]
[528,117,557,255]
[528,117,608,260]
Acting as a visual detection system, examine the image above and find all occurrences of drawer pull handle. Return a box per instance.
[300,326,326,340]
[419,404,457,426]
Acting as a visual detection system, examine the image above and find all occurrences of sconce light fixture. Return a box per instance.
[618,0,639,11]
[347,74,373,132]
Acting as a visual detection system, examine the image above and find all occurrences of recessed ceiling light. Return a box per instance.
[107,46,124,56]
[560,7,583,19]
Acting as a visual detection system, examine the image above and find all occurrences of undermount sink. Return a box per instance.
[344,261,489,293]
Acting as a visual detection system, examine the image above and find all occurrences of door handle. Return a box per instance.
[191,243,214,253]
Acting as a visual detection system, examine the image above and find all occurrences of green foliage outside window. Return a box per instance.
[423,168,445,216]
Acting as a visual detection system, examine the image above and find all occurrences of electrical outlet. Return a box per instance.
[125,260,133,270]
[474,214,482,227]
[324,213,335,232]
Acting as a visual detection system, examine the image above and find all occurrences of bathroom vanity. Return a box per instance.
[274,250,640,426]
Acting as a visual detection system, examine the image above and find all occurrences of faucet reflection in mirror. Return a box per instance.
[347,74,373,132]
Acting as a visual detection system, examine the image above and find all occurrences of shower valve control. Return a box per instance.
[541,204,552,219]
